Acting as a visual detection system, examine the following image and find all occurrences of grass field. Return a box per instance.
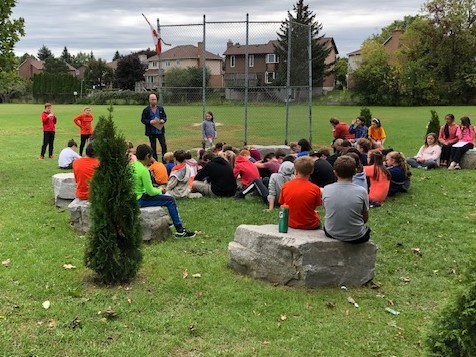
[1,103,475,356]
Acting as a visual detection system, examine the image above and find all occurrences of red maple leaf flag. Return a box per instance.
[142,14,162,55]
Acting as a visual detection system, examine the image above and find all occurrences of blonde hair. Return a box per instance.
[223,150,236,168]
[163,152,175,163]
[387,151,411,177]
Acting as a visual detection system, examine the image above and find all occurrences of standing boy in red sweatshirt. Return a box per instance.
[73,106,94,156]
[39,103,57,159]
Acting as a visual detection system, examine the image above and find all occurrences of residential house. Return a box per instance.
[140,42,224,91]
[347,29,403,89]
[319,37,339,92]
[17,56,84,80]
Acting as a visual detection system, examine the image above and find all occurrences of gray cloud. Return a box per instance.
[12,0,423,60]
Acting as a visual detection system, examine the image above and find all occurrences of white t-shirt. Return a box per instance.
[58,147,81,168]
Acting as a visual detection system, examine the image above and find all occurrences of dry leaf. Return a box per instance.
[400,277,411,283]
[99,308,117,319]
[63,264,76,270]
[2,259,11,267]
[411,248,422,257]
[127,298,132,304]
[42,301,51,309]
[280,314,287,321]
[347,296,359,308]
[263,340,271,345]
[182,269,189,279]
[47,320,57,328]
[192,273,201,278]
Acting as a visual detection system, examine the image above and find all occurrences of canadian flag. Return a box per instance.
[142,14,162,55]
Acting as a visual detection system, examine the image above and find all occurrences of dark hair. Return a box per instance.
[356,138,371,153]
[202,150,216,162]
[173,150,187,163]
[356,116,366,124]
[444,114,455,138]
[184,151,192,160]
[263,152,276,162]
[460,116,471,127]
[329,118,340,125]
[371,118,381,127]
[424,132,438,147]
[67,139,77,147]
[345,152,362,172]
[317,148,330,157]
[341,139,352,148]
[381,147,394,156]
[346,147,360,155]
[222,144,233,152]
[85,143,95,158]
[275,149,287,158]
[282,155,295,163]
[368,150,391,180]
[297,138,312,152]
[198,149,205,160]
[333,156,356,179]
[214,142,224,151]
[136,144,153,160]
[206,111,214,122]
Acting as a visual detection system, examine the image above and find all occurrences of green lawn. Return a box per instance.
[0,104,475,356]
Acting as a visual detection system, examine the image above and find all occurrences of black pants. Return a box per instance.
[40,131,55,157]
[240,179,269,203]
[79,134,91,156]
[324,226,371,244]
[148,134,167,162]
[450,143,474,164]
[440,144,452,163]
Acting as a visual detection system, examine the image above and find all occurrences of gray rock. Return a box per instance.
[228,224,377,288]
[52,173,76,207]
[461,149,476,169]
[253,145,291,158]
[67,199,171,242]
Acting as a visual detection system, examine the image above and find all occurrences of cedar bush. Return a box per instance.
[426,259,476,356]
[360,107,372,127]
[84,106,142,283]
[427,110,440,136]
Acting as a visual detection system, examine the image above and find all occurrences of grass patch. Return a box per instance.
[0,103,475,355]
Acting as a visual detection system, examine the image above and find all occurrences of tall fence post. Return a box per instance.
[244,13,249,146]
[285,15,292,145]
[157,18,164,106]
[202,14,207,119]
[308,24,313,145]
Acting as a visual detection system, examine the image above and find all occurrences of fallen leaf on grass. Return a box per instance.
[182,269,189,279]
[263,340,271,345]
[400,276,411,283]
[47,320,57,328]
[280,314,287,321]
[347,297,359,308]
[63,264,76,270]
[192,273,201,278]
[42,301,51,309]
[411,248,422,257]
[189,324,196,334]
[127,298,132,304]
[98,308,117,320]
[2,259,11,267]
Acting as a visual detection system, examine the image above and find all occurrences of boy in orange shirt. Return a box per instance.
[73,107,94,156]
[72,143,100,200]
[279,156,322,229]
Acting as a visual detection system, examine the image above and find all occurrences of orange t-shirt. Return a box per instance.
[279,177,322,229]
[73,157,100,200]
[149,161,168,185]
[363,165,390,202]
[73,113,94,135]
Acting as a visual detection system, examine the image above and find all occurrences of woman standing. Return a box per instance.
[438,114,459,167]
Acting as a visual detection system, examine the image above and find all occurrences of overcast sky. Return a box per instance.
[12,0,424,61]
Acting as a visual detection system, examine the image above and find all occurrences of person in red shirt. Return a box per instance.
[279,156,322,229]
[330,117,354,143]
[39,103,57,159]
[72,143,100,200]
[73,107,94,156]
[234,149,268,202]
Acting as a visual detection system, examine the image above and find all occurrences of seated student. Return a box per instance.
[163,152,175,175]
[309,149,336,188]
[148,156,168,186]
[296,138,312,157]
[247,145,262,162]
[58,139,81,169]
[234,150,268,201]
[407,132,441,170]
[356,138,372,166]
[349,116,368,141]
[131,144,195,238]
[322,155,370,243]
[254,152,281,178]
[385,151,411,196]
[448,116,475,170]
[72,143,100,200]
[438,114,459,167]
[267,161,294,210]
[346,152,368,191]
[192,151,237,197]
[289,142,299,155]
[327,139,352,167]
[166,150,192,199]
[279,156,322,230]
[184,151,199,178]
[329,117,354,142]
[223,150,236,169]
[368,118,386,147]
[363,150,391,206]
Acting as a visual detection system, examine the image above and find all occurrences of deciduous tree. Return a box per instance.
[114,54,145,90]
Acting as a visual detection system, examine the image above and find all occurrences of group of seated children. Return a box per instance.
[329,116,386,148]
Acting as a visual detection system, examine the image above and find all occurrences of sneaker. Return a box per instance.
[454,164,461,170]
[417,166,428,170]
[38,156,45,160]
[49,155,54,159]
[448,162,456,170]
[175,230,196,239]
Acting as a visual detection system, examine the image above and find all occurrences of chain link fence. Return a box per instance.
[142,15,313,146]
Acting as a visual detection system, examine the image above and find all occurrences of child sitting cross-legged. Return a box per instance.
[322,155,371,244]
[166,150,192,199]
[278,156,321,230]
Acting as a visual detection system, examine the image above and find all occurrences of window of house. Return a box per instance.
[165,60,170,67]
[175,60,180,65]
[230,55,236,68]
[248,55,254,68]
[265,71,275,84]
[151,61,157,68]
[266,54,278,64]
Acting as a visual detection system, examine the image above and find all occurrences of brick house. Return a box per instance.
[17,56,81,80]
[141,42,224,91]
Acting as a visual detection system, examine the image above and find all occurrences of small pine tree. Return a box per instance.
[427,110,440,135]
[360,107,372,127]
[84,106,142,284]
[426,259,476,356]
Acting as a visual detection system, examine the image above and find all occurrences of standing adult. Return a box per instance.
[73,106,94,156]
[141,93,167,161]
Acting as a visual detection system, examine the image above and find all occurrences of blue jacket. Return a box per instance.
[349,124,368,139]
[141,105,167,136]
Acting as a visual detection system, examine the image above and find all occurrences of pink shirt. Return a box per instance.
[415,144,441,162]
[456,125,475,144]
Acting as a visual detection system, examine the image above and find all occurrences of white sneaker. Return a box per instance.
[448,162,456,170]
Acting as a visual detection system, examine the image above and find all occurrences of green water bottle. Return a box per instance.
[278,204,289,233]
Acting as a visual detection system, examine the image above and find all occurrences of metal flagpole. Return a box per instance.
[157,18,164,106]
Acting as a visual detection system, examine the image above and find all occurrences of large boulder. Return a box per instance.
[228,224,377,288]
[52,173,76,208]
[461,149,476,169]
[253,145,291,158]
[67,199,171,242]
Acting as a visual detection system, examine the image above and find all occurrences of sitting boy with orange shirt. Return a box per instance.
[279,156,322,229]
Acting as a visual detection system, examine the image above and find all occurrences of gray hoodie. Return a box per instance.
[267,161,295,202]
